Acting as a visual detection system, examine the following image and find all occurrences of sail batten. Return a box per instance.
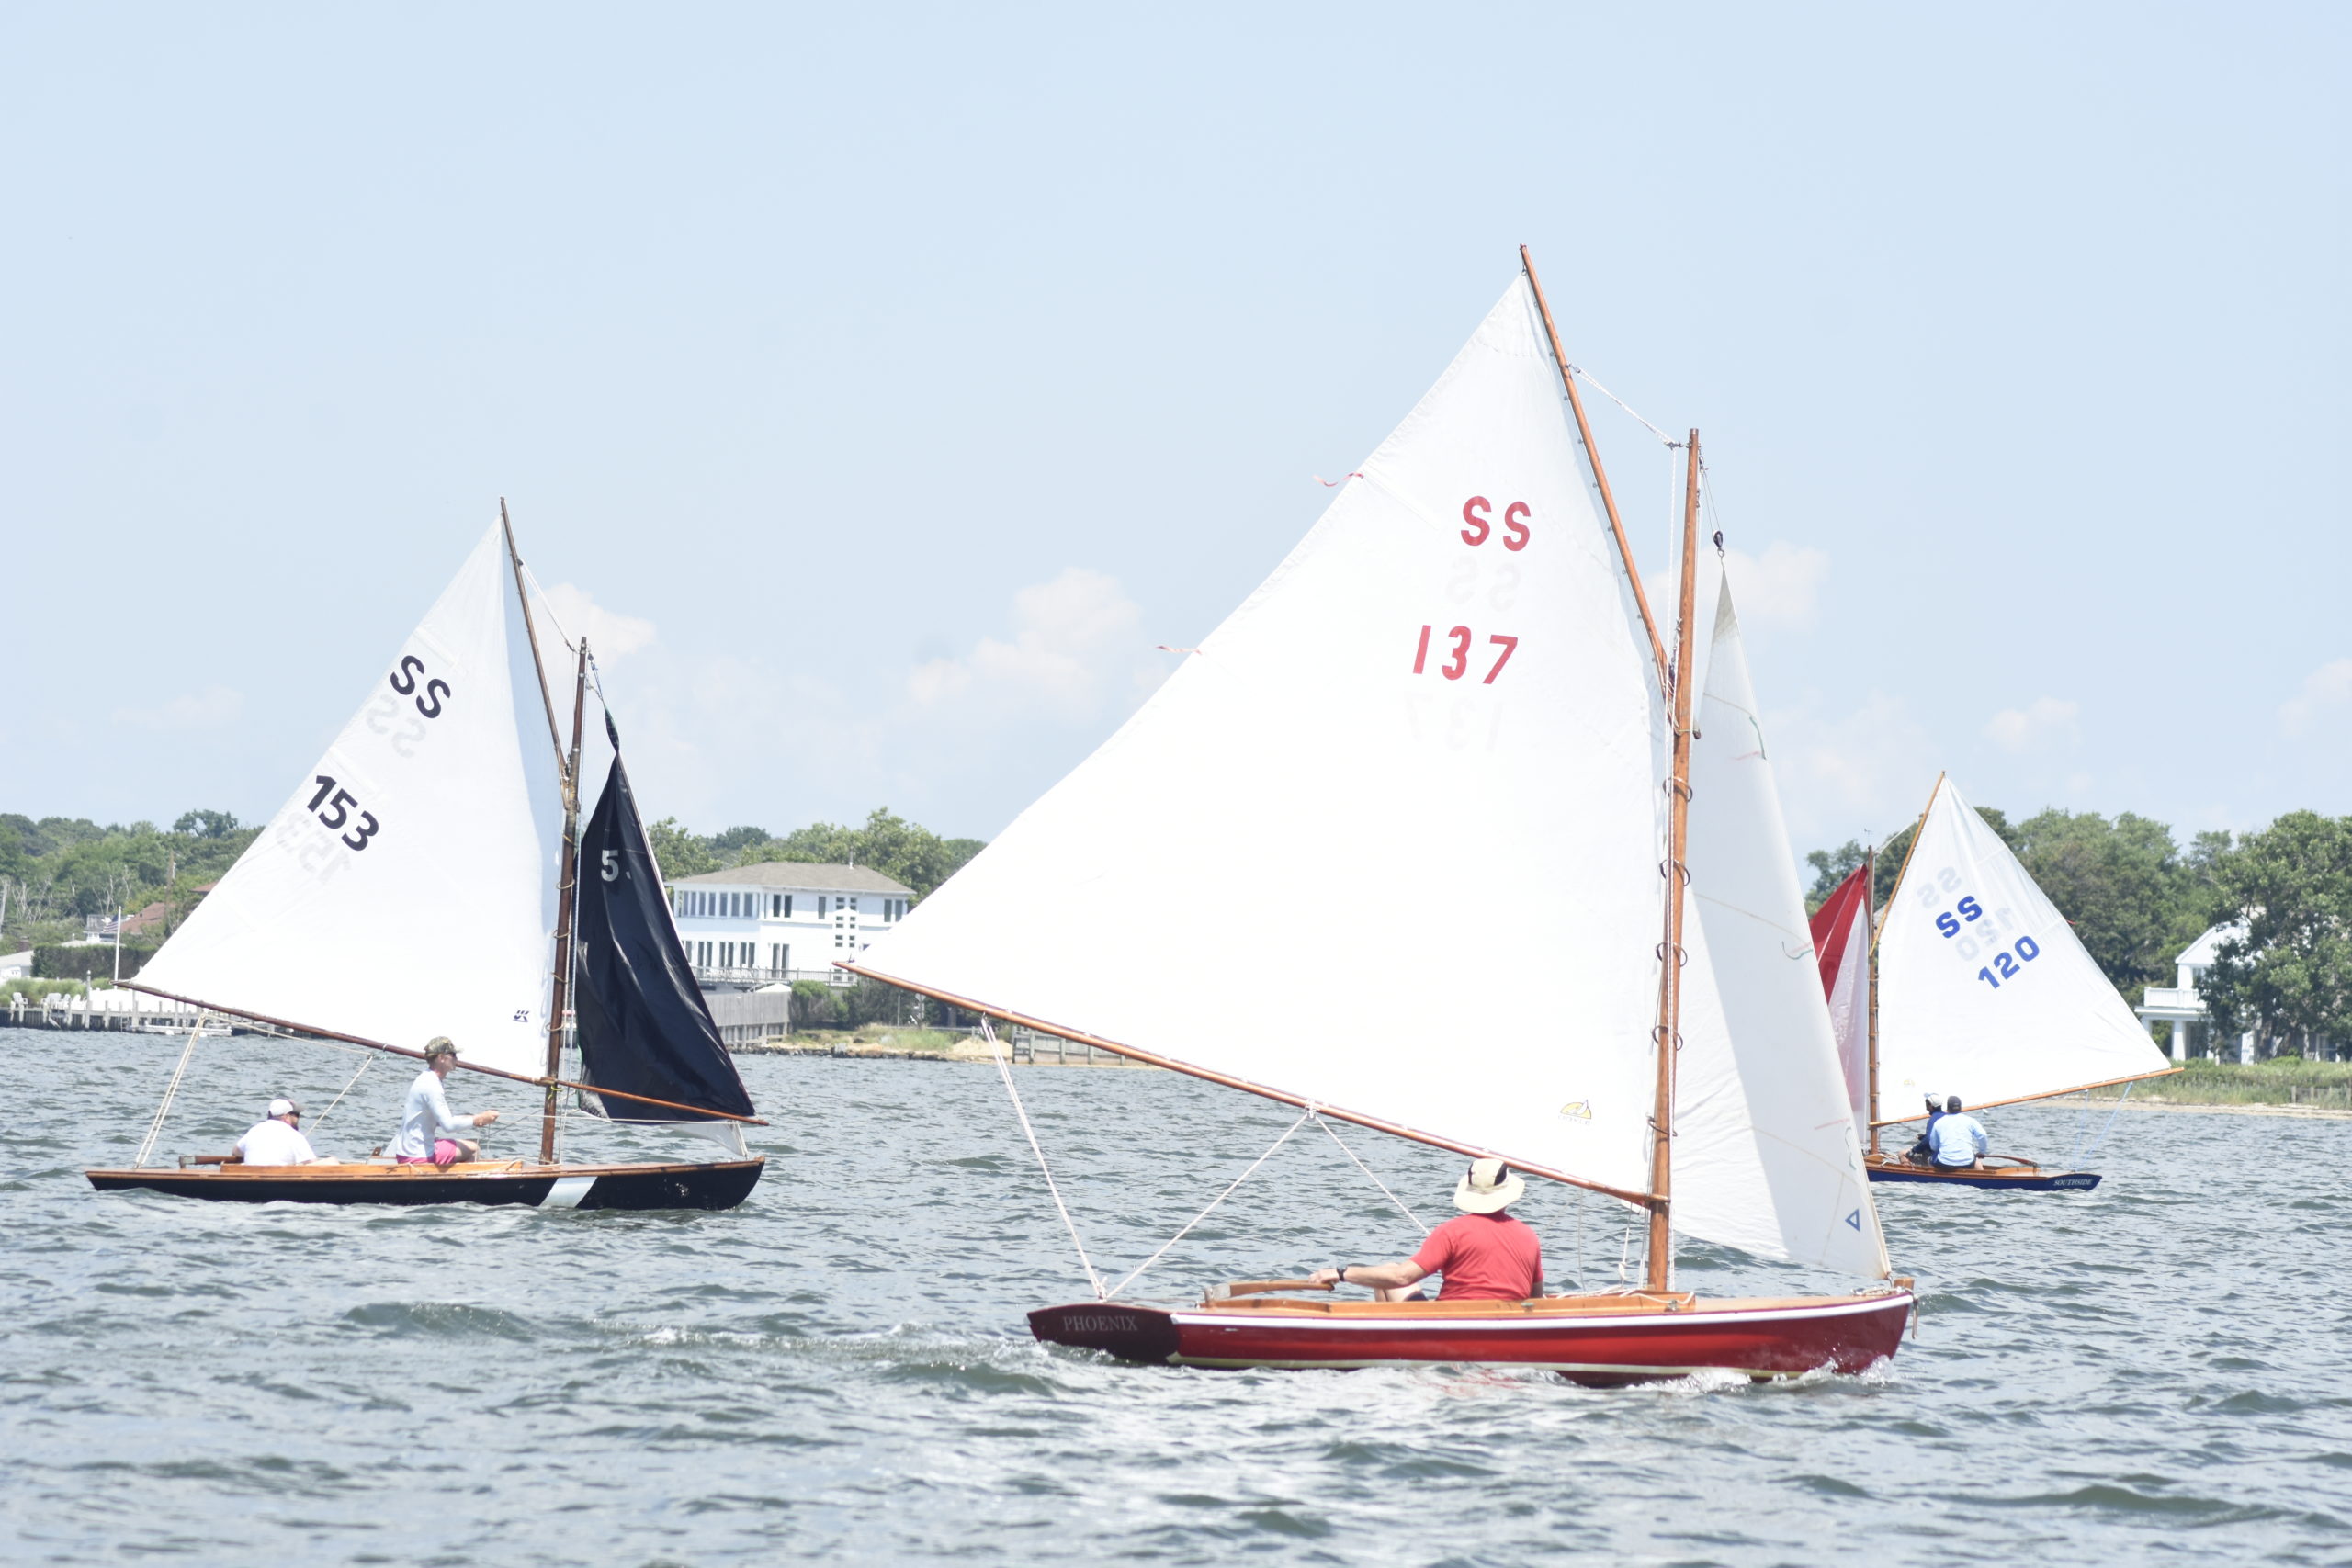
[1874,779,2174,1118]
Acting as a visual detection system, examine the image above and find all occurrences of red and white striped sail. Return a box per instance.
[1807,862,1873,1137]
[855,275,1889,1279]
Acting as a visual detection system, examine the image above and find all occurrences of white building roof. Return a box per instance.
[671,862,914,897]
[2177,921,2246,965]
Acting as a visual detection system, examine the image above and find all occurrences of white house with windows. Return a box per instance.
[665,863,917,989]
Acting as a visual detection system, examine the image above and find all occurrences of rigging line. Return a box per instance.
[1107,1104,1316,1301]
[1569,365,1678,446]
[1311,1112,1429,1234]
[520,564,579,653]
[2079,1079,2133,1162]
[981,1020,1106,1301]
[132,1011,208,1169]
[304,1054,374,1140]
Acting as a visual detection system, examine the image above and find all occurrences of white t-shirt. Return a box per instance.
[235,1118,318,1166]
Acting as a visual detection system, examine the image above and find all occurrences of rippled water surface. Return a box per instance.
[6,1026,2350,1565]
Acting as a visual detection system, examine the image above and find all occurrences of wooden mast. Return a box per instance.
[1645,430,1702,1292]
[1521,245,1670,686]
[501,500,566,769]
[541,639,589,1163]
[1864,844,1881,1156]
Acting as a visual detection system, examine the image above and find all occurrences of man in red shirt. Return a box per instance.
[1307,1157,1544,1302]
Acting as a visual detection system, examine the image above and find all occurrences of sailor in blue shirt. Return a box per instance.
[1904,1091,1946,1166]
[1927,1095,1991,1168]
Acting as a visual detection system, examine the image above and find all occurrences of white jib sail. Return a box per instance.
[1678,577,1887,1278]
[855,276,1668,1200]
[1874,778,2172,1120]
[138,522,565,1077]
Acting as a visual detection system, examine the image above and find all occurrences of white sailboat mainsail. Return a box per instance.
[1678,578,1887,1277]
[137,522,565,1076]
[857,277,1894,1289]
[1874,777,2172,1119]
[857,276,1668,1201]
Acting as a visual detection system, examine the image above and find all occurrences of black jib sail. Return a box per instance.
[572,753,757,1122]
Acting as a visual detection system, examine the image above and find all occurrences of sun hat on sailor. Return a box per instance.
[1453,1156,1525,1214]
[267,1098,300,1118]
[424,1037,458,1062]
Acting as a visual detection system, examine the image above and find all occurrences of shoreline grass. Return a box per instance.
[2090,1058,2352,1108]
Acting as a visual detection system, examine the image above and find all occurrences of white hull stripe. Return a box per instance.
[538,1175,596,1209]
[1164,1295,1909,1335]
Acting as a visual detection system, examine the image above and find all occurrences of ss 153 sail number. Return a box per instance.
[305,776,379,852]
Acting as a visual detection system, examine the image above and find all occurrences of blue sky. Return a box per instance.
[4,4,2345,861]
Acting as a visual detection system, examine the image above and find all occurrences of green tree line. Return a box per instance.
[0,810,260,953]
[644,807,984,900]
[1806,806,2352,1059]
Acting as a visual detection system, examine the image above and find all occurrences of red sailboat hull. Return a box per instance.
[1031,1290,1912,1386]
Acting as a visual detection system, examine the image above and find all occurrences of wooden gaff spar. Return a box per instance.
[843,252,1913,1383]
[1810,777,2180,1191]
[85,513,765,1212]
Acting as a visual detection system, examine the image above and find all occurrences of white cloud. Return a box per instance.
[910,567,1159,718]
[1770,691,1943,846]
[115,685,243,731]
[1721,542,1830,630]
[537,582,657,662]
[2279,658,2352,736]
[1984,696,2080,753]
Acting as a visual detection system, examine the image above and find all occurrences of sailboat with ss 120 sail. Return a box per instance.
[85,513,765,1210]
[845,252,1913,1383]
[1811,776,2178,1190]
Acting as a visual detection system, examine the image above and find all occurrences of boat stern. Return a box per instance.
[1029,1301,1181,1363]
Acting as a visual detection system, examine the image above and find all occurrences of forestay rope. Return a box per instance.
[982,1020,1105,1300]
[1312,1113,1428,1234]
[981,1021,1422,1301]
[304,1053,374,1140]
[132,1010,209,1168]
[1104,1105,1314,1300]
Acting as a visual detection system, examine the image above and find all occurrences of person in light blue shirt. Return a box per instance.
[1904,1090,1946,1165]
[1928,1095,1991,1168]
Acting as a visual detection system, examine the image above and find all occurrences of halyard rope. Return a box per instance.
[305,1054,374,1141]
[1312,1112,1429,1234]
[1105,1104,1315,1300]
[133,1010,208,1168]
[983,1020,1107,1300]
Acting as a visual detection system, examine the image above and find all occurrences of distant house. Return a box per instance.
[2135,921,2341,1063]
[2134,923,2244,1063]
[665,863,917,990]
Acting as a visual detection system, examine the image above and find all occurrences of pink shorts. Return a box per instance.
[397,1140,465,1167]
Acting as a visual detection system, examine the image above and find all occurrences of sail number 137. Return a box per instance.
[1413,626,1518,683]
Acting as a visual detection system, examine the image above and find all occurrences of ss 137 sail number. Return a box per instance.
[1412,495,1528,682]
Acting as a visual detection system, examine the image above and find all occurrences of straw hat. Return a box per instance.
[1454,1157,1525,1214]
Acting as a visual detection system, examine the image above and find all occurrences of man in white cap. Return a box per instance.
[1903,1089,1947,1166]
[1306,1157,1544,1302]
[232,1099,322,1166]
